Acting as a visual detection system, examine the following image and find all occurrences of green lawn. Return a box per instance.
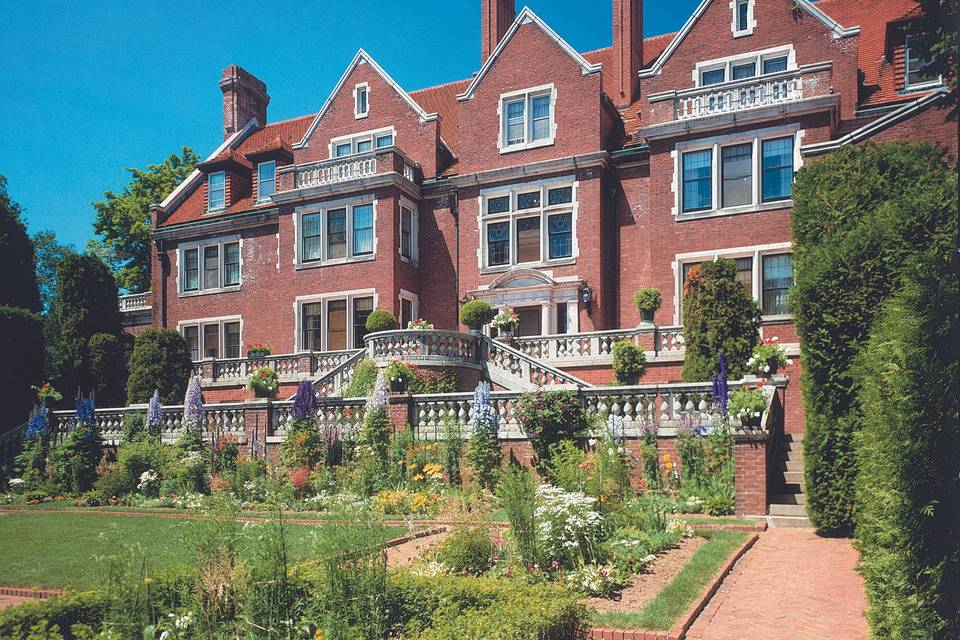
[0,512,403,589]
[672,516,761,527]
[591,530,749,630]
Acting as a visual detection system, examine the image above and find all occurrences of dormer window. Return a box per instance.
[733,0,754,37]
[354,83,369,118]
[257,161,276,202]
[207,171,226,211]
[499,85,555,153]
[904,35,939,90]
[329,127,395,158]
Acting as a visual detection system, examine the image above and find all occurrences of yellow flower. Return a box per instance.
[314,629,323,640]
[665,462,674,471]
[662,452,671,462]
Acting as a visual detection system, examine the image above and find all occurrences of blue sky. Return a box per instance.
[0,0,700,250]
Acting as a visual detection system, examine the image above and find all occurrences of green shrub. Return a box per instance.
[442,417,464,486]
[0,591,109,640]
[792,142,957,533]
[459,300,495,329]
[496,465,538,565]
[280,419,324,470]
[365,308,398,333]
[121,412,145,441]
[87,332,126,406]
[681,259,761,382]
[543,440,586,492]
[514,390,588,466]
[116,433,169,495]
[0,306,44,430]
[611,341,646,385]
[126,328,192,405]
[633,288,662,313]
[434,527,497,576]
[48,422,103,495]
[853,256,959,639]
[343,358,378,397]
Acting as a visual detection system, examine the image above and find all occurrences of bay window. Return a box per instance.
[296,198,377,267]
[179,317,241,361]
[499,85,555,152]
[180,237,241,294]
[296,291,376,351]
[481,179,576,270]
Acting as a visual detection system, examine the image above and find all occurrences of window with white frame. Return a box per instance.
[904,35,939,90]
[354,83,369,118]
[297,198,376,267]
[696,46,792,86]
[296,291,376,351]
[675,246,793,321]
[399,291,419,329]
[180,237,241,294]
[399,203,418,262]
[732,0,754,36]
[207,171,226,211]
[180,317,241,361]
[480,180,576,270]
[257,161,276,202]
[499,85,555,152]
[329,127,394,158]
[677,128,798,216]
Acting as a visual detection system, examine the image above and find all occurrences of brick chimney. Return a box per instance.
[219,65,269,139]
[481,0,516,64]
[612,0,643,106]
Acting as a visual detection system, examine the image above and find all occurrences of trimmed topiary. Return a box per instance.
[459,300,495,330]
[365,308,398,333]
[611,341,646,385]
[792,142,957,533]
[681,259,761,382]
[632,288,661,322]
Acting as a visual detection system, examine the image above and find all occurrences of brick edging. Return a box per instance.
[385,526,446,548]
[0,586,63,600]
[589,532,761,640]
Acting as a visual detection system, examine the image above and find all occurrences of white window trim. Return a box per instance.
[353,82,369,119]
[293,196,378,269]
[328,126,395,159]
[476,176,579,273]
[256,161,277,203]
[498,84,557,153]
[903,36,943,92]
[693,44,796,86]
[177,315,243,361]
[398,197,419,265]
[672,242,793,324]
[177,235,242,297]
[207,171,226,212]
[293,289,378,352]
[730,0,756,37]
[398,289,420,328]
[671,125,804,220]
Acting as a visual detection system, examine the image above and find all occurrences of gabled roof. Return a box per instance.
[456,6,602,101]
[638,0,860,78]
[410,78,471,154]
[294,49,438,149]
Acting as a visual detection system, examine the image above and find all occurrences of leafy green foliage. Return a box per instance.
[459,300,495,329]
[434,526,497,576]
[343,358,378,397]
[612,340,647,384]
[86,332,126,406]
[50,253,122,399]
[0,306,44,429]
[909,0,958,102]
[364,308,398,333]
[280,419,325,470]
[791,142,957,532]
[32,230,75,315]
[90,147,198,292]
[126,328,192,405]
[496,465,539,565]
[514,390,588,466]
[681,259,761,382]
[632,288,662,313]
[0,174,41,313]
[48,423,103,495]
[853,256,959,640]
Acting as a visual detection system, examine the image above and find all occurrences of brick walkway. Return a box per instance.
[687,528,868,640]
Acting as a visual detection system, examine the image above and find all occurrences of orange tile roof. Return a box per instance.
[410,78,471,155]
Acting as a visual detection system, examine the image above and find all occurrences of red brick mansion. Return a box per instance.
[121,0,955,404]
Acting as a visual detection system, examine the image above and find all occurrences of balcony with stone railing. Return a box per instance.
[193,350,362,386]
[275,147,421,197]
[513,325,685,366]
[119,291,152,312]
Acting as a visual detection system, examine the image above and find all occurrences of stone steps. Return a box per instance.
[771,492,805,505]
[767,514,813,528]
[767,438,810,526]
[769,503,808,517]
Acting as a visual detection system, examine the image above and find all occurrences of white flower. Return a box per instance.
[9,478,24,486]
[786,358,794,366]
[763,365,770,373]
[771,336,779,341]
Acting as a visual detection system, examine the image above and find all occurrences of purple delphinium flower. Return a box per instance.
[470,381,498,436]
[147,389,162,433]
[75,393,95,427]
[26,402,48,439]
[182,375,204,433]
[711,353,729,415]
[292,379,318,421]
[365,371,388,413]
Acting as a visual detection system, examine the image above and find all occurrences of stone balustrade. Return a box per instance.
[513,325,685,363]
[192,350,361,385]
[278,148,421,193]
[676,72,803,120]
[484,337,589,389]
[118,291,152,313]
[365,329,483,367]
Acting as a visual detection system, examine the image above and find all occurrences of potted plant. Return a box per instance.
[407,318,434,330]
[490,309,520,340]
[247,343,272,359]
[459,300,496,333]
[247,366,279,399]
[746,337,791,377]
[385,360,410,392]
[633,288,662,324]
[728,384,767,427]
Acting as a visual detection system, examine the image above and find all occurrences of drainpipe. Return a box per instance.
[452,191,460,326]
[155,238,168,328]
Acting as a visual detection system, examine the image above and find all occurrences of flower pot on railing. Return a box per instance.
[389,375,408,393]
[639,309,655,323]
[495,329,514,345]
[765,358,780,377]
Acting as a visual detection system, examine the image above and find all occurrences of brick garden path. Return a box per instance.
[687,528,869,640]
